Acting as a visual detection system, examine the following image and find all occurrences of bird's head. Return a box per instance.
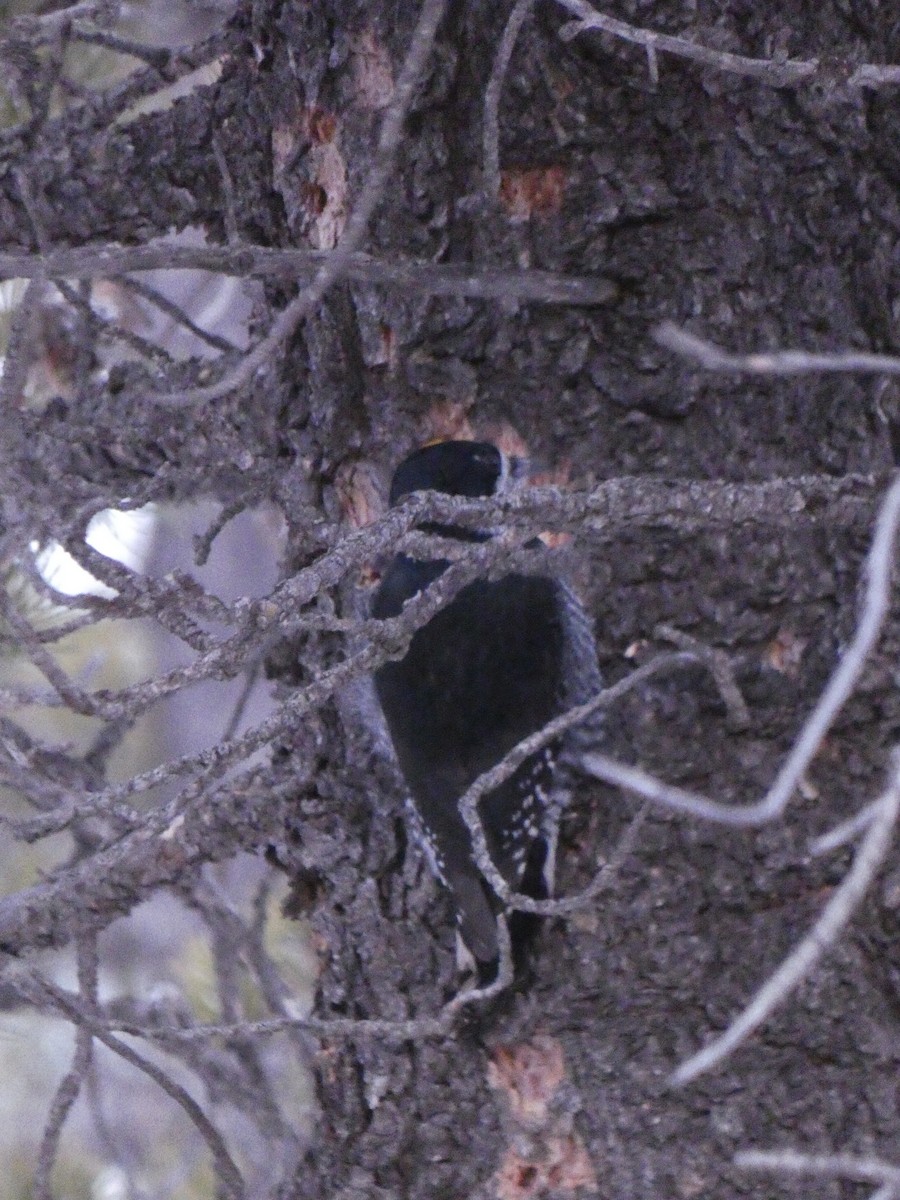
[389,439,529,529]
[387,439,528,542]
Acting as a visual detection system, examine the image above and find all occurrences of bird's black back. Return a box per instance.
[373,559,565,886]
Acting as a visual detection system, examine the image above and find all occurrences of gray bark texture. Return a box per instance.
[2,1,900,1198]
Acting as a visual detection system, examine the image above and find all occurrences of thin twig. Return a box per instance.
[241,878,315,1062]
[67,25,171,71]
[0,278,45,413]
[118,275,240,354]
[35,935,99,1200]
[809,797,884,855]
[54,275,175,370]
[870,1185,900,1200]
[109,913,516,1044]
[34,1012,93,1199]
[656,321,900,376]
[483,0,536,199]
[193,497,249,566]
[7,2,120,40]
[0,241,617,306]
[584,473,900,828]
[24,970,246,1199]
[655,622,751,731]
[735,1148,900,1192]
[0,684,68,708]
[671,753,900,1085]
[186,879,302,1150]
[0,589,105,717]
[554,0,900,89]
[13,166,50,250]
[113,1006,454,1044]
[212,131,240,245]
[0,173,51,416]
[221,660,263,742]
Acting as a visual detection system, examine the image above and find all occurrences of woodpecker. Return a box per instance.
[372,440,601,984]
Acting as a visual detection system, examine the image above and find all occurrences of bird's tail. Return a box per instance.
[450,834,551,987]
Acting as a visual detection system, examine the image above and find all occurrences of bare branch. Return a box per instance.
[870,1185,900,1200]
[483,0,536,199]
[580,751,765,827]
[107,914,516,1046]
[0,278,46,412]
[655,622,751,732]
[4,538,546,847]
[0,240,617,306]
[13,166,50,249]
[111,1003,455,1046]
[554,0,900,89]
[0,589,105,717]
[583,473,900,827]
[36,936,101,1200]
[735,1148,900,1192]
[183,878,307,1157]
[35,1012,92,1199]
[211,131,240,246]
[117,275,240,354]
[672,753,900,1085]
[809,798,884,855]
[19,248,614,312]
[5,3,120,40]
[656,321,900,376]
[220,660,262,741]
[65,25,172,71]
[17,968,247,1199]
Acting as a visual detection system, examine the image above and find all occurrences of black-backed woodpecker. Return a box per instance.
[372,440,601,984]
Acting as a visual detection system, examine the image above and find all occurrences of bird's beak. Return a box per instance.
[503,453,533,490]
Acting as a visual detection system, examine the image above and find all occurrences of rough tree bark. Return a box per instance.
[1,1,900,1198]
